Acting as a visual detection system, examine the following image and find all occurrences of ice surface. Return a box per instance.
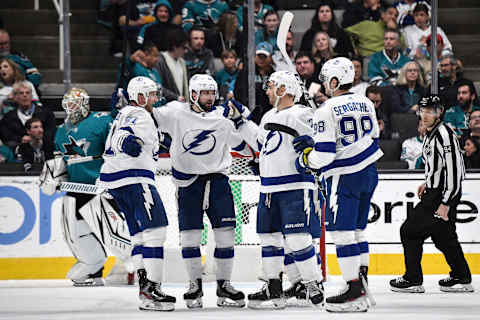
[0,276,478,320]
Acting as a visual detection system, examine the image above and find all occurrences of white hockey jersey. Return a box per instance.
[401,136,423,169]
[99,105,160,189]
[238,104,316,193]
[308,93,383,178]
[152,101,246,187]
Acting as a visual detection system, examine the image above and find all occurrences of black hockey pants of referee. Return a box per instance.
[400,188,471,283]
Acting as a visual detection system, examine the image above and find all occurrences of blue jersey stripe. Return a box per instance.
[260,173,315,186]
[314,141,337,153]
[172,167,196,180]
[232,141,246,151]
[100,169,154,182]
[322,139,379,172]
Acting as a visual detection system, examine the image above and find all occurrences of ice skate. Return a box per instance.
[248,279,285,309]
[390,276,425,293]
[439,276,474,293]
[216,280,245,308]
[137,269,148,301]
[139,280,176,311]
[71,267,105,287]
[325,279,368,313]
[284,281,309,307]
[184,279,203,309]
[304,280,324,307]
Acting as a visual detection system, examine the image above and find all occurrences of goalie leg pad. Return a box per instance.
[259,232,284,280]
[213,227,235,281]
[62,196,106,282]
[330,231,360,282]
[285,233,318,282]
[180,230,203,281]
[142,227,166,283]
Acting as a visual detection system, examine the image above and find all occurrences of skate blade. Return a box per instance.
[286,297,312,308]
[325,298,368,313]
[185,298,203,309]
[248,298,286,310]
[72,278,105,287]
[390,285,425,293]
[217,297,246,308]
[139,301,175,311]
[439,284,474,293]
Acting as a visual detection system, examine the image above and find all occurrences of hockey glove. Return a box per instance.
[293,135,314,154]
[223,99,250,129]
[122,135,143,157]
[248,158,260,176]
[295,147,313,175]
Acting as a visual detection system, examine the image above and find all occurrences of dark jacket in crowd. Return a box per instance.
[0,104,56,151]
[184,46,216,79]
[394,84,427,113]
[341,0,384,28]
[434,75,479,110]
[138,0,177,52]
[15,139,54,166]
[155,52,188,102]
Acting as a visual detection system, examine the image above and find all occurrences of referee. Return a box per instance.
[390,95,474,293]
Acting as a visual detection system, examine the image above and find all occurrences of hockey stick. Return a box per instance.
[264,122,327,280]
[277,11,317,110]
[59,182,105,194]
[66,155,103,165]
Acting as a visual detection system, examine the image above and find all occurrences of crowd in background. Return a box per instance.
[0,0,479,169]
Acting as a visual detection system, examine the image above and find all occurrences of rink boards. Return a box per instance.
[0,173,479,280]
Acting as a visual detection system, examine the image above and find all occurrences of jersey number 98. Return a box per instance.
[339,115,373,146]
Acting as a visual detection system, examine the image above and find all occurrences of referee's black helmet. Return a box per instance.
[418,94,445,119]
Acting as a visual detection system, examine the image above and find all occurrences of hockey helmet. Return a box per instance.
[189,74,218,110]
[127,76,159,107]
[263,70,302,103]
[319,57,355,94]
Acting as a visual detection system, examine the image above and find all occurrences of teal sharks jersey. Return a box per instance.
[55,112,113,184]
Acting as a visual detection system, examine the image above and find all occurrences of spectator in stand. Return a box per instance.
[460,110,480,147]
[463,137,480,169]
[15,117,54,171]
[215,49,239,101]
[394,61,426,113]
[367,85,390,139]
[311,31,334,71]
[115,0,156,53]
[182,0,229,32]
[0,29,42,88]
[350,56,369,95]
[401,120,426,169]
[394,0,431,28]
[254,10,280,51]
[169,0,186,25]
[345,5,399,59]
[0,59,40,118]
[207,12,243,58]
[234,41,274,124]
[137,0,177,52]
[0,138,14,164]
[402,3,452,59]
[300,1,354,58]
[342,0,384,28]
[272,30,296,72]
[0,81,55,151]
[185,26,216,79]
[131,42,162,84]
[236,0,273,32]
[444,82,480,136]
[368,29,410,86]
[434,55,478,110]
[295,51,325,106]
[157,25,189,102]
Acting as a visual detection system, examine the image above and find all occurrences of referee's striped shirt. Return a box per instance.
[422,121,465,205]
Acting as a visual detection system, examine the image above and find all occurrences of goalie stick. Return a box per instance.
[277,11,318,110]
[264,122,327,281]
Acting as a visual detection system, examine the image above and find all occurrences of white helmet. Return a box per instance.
[62,87,90,124]
[320,57,355,94]
[264,70,302,105]
[189,74,218,110]
[127,76,158,107]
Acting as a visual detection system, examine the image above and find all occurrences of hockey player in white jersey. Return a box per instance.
[294,57,383,312]
[151,74,246,309]
[224,70,324,309]
[99,76,176,311]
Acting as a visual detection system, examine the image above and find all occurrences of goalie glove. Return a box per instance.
[39,157,68,195]
[295,147,313,175]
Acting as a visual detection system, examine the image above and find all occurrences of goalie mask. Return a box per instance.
[62,88,90,125]
[127,76,159,108]
[319,57,355,96]
[263,70,302,108]
[189,74,219,112]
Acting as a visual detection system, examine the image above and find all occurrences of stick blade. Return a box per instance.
[277,11,294,57]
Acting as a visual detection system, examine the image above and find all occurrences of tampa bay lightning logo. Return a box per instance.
[182,129,217,155]
[263,130,282,155]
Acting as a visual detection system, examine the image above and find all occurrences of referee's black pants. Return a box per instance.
[399,188,471,283]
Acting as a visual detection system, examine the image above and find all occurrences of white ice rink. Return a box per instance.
[1,276,479,320]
